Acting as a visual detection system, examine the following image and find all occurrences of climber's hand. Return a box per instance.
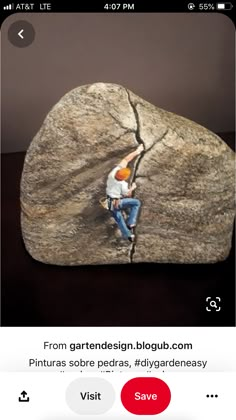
[131,182,137,190]
[136,144,144,155]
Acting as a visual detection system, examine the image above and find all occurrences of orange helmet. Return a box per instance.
[115,167,131,181]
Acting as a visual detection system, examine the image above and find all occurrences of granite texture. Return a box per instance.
[20,83,235,265]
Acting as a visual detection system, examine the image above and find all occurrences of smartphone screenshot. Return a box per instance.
[1,1,235,419]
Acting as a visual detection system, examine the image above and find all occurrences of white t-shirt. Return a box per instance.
[106,166,129,198]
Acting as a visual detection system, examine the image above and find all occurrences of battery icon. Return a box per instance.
[217,3,233,9]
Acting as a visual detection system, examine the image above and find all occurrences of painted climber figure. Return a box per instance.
[106,144,144,242]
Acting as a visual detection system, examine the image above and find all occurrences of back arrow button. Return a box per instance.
[8,20,35,48]
[18,29,24,39]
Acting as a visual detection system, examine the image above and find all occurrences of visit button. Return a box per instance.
[121,377,171,415]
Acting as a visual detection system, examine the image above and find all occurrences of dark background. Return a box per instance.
[1,13,235,152]
[1,13,235,326]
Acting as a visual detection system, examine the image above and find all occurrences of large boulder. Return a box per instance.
[20,83,235,265]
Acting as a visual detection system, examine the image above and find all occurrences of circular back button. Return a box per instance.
[8,20,35,48]
[121,377,171,415]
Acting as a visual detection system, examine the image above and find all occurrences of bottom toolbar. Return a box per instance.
[0,372,234,419]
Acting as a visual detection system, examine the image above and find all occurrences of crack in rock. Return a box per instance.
[145,128,169,153]
[107,111,136,135]
[125,95,171,263]
[126,90,146,263]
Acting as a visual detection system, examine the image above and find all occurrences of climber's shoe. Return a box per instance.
[128,234,135,243]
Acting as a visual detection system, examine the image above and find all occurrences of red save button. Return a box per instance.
[121,377,171,415]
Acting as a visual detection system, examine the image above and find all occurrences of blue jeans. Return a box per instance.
[111,198,141,239]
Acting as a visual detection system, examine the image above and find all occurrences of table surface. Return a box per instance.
[1,133,235,326]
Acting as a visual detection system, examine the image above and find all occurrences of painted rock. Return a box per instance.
[20,83,235,264]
